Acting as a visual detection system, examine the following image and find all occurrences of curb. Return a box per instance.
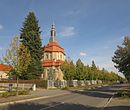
[0,93,70,106]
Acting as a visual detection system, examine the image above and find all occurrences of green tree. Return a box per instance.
[61,58,123,82]
[1,36,31,94]
[61,60,76,80]
[69,61,76,80]
[1,36,31,77]
[3,36,19,94]
[20,12,43,79]
[112,37,130,81]
[100,68,106,81]
[85,65,92,80]
[18,44,31,79]
[75,59,85,80]
[2,36,19,77]
[91,60,98,80]
[83,65,90,80]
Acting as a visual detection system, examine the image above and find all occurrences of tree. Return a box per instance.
[20,12,43,79]
[83,65,90,80]
[2,36,19,94]
[91,60,98,80]
[1,36,31,94]
[100,68,107,81]
[75,59,85,80]
[18,44,31,79]
[2,36,19,77]
[70,61,76,79]
[112,37,130,81]
[61,60,76,80]
[61,57,123,82]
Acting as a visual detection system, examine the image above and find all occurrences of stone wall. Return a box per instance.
[46,80,103,89]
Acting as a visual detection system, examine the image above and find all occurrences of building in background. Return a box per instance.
[42,24,65,80]
[0,64,11,80]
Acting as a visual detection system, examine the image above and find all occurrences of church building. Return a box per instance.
[42,24,65,80]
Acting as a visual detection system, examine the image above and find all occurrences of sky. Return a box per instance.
[0,0,130,77]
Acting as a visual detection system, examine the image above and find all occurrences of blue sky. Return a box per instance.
[0,0,130,76]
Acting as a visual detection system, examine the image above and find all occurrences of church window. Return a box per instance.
[60,54,62,59]
[50,54,52,60]
[46,54,48,59]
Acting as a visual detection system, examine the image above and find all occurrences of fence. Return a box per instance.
[46,80,103,89]
[0,80,104,89]
[0,83,36,91]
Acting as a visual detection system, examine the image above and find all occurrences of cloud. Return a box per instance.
[86,53,125,78]
[0,25,3,30]
[66,10,80,16]
[89,56,115,70]
[80,52,87,56]
[59,26,76,37]
[121,36,125,40]
[120,35,129,40]
[0,46,5,51]
[0,47,3,50]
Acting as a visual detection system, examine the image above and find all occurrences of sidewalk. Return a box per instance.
[105,97,130,110]
[0,89,70,105]
[105,84,130,110]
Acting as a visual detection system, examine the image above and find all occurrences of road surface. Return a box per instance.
[0,84,129,110]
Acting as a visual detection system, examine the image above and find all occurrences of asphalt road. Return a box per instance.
[0,84,129,110]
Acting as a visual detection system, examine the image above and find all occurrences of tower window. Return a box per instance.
[60,55,62,59]
[46,54,48,59]
[50,54,52,60]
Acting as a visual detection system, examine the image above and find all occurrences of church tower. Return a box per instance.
[42,24,65,80]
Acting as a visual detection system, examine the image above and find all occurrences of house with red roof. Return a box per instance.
[0,64,12,80]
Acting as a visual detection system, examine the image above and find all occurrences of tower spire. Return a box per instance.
[49,23,57,42]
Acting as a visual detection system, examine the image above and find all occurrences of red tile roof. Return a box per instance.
[43,60,64,67]
[0,64,12,71]
[43,42,64,53]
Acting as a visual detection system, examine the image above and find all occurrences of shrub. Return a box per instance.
[35,80,47,88]
[61,87,69,90]
[2,91,16,97]
[0,90,30,97]
[18,90,30,95]
[117,91,130,98]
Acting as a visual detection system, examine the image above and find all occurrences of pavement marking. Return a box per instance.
[78,90,84,92]
[39,102,64,110]
[0,93,70,107]
[100,92,116,110]
[100,96,113,110]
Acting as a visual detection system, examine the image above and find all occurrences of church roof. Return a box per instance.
[43,60,64,67]
[0,64,12,71]
[43,23,65,54]
[43,41,64,53]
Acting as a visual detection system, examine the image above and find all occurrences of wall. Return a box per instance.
[0,71,8,80]
[43,52,65,61]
